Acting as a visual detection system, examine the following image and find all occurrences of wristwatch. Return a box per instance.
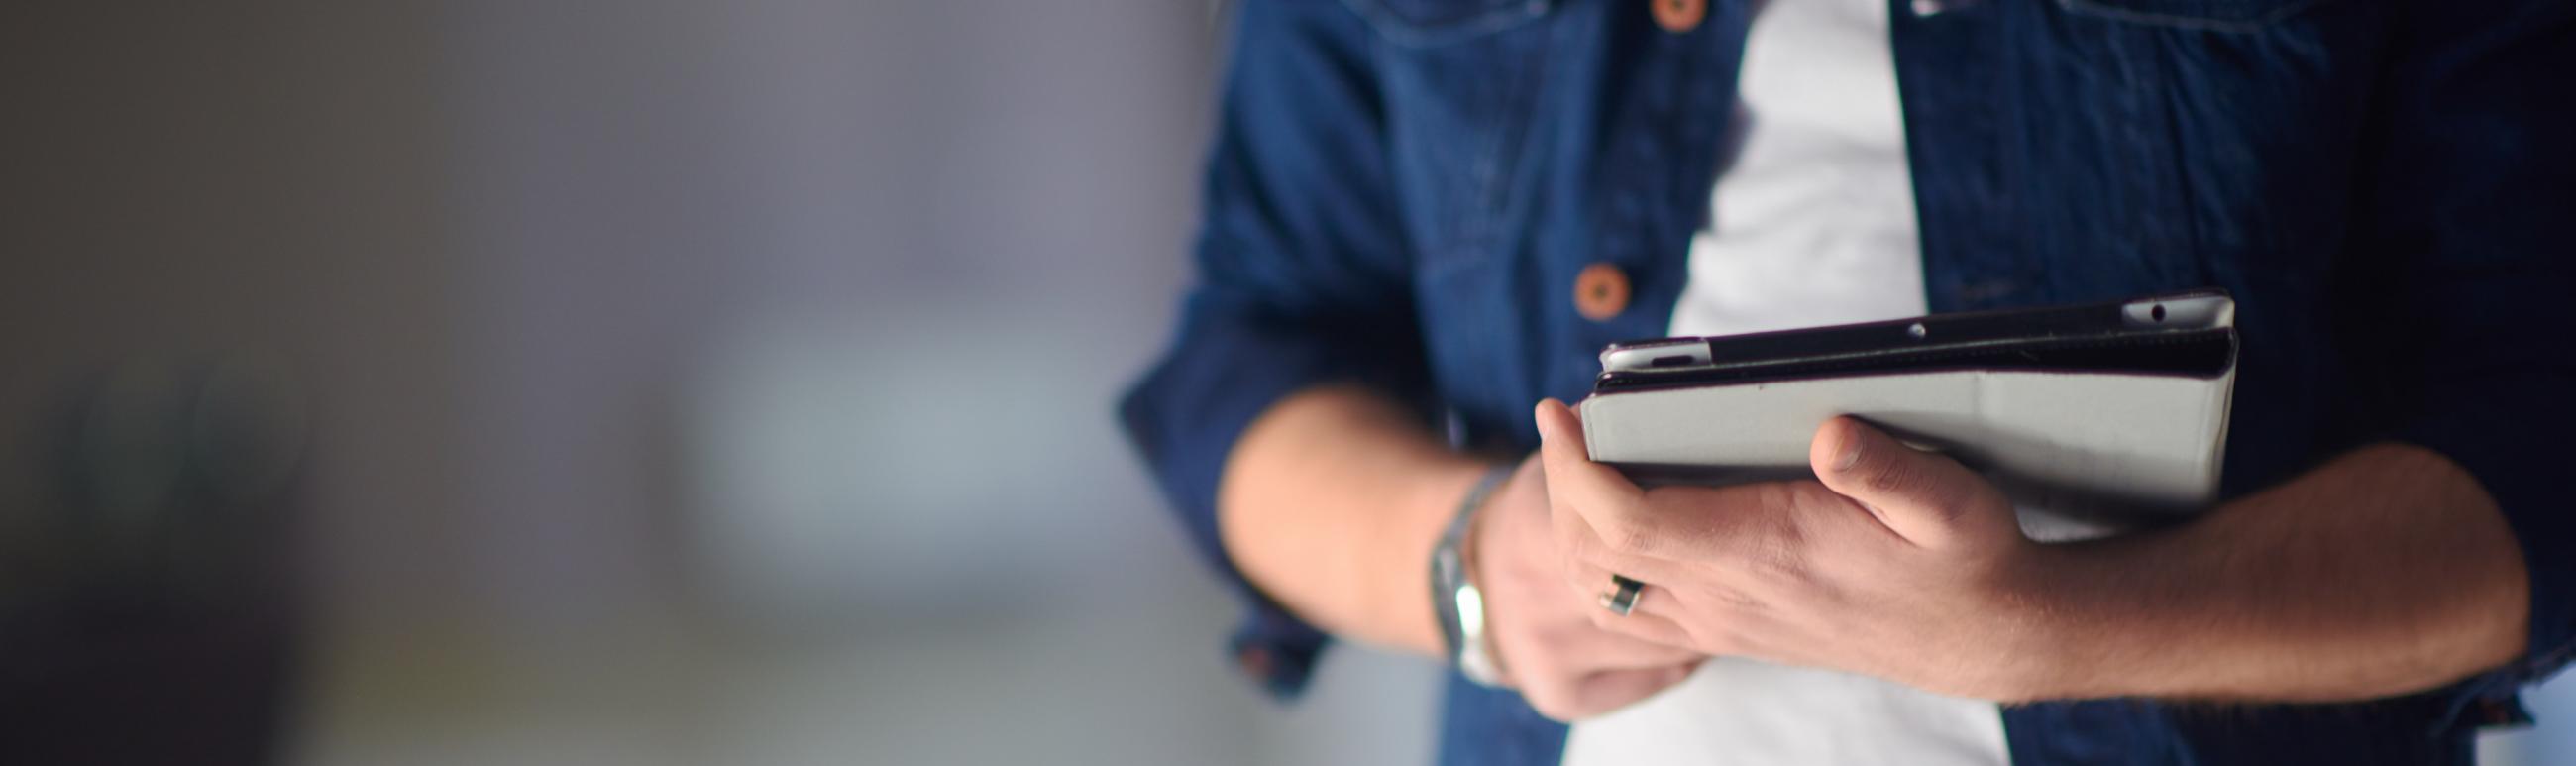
[1432,463,1516,687]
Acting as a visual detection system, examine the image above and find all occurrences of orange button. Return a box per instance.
[1573,263,1631,321]
[1652,0,1705,33]
[1235,646,1275,678]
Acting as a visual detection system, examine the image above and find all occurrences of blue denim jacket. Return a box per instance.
[1119,0,2576,763]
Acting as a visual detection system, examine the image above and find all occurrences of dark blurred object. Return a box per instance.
[0,359,308,765]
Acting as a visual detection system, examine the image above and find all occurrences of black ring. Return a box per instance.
[1598,575,1645,616]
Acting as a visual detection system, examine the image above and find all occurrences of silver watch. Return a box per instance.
[1432,464,1514,687]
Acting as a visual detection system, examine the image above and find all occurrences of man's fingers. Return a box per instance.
[1535,398,1642,511]
[1536,399,1681,562]
[1808,416,2012,548]
[1587,603,1700,652]
[1551,496,1692,596]
[1556,615,1701,668]
[1562,664,1699,721]
[1506,611,1701,720]
[1556,555,1749,655]
[1526,661,1698,722]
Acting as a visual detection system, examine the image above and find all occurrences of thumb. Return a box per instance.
[1808,416,2013,549]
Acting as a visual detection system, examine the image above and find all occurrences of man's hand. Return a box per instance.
[1212,385,1704,714]
[1532,399,2061,702]
[1475,452,1705,720]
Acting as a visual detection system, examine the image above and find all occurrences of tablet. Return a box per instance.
[1578,291,2237,540]
[1594,291,2235,390]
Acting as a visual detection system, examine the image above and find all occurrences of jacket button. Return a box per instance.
[1235,646,1276,678]
[1573,263,1632,321]
[1652,0,1705,32]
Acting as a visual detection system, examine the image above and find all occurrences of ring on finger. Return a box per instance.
[1598,574,1645,616]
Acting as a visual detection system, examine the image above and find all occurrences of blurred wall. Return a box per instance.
[4,2,1438,764]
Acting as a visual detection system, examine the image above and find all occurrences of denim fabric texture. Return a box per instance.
[1117,0,2576,763]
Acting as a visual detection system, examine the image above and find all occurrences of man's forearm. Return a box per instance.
[1218,384,1487,657]
[2031,442,2529,702]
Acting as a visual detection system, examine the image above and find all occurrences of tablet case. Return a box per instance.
[1578,291,2236,541]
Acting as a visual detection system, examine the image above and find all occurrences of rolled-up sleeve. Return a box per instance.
[1117,0,1427,699]
[2352,0,2576,724]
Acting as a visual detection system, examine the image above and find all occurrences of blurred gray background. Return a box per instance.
[0,2,2565,765]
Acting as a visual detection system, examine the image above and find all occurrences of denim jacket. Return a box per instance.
[1119,0,2576,763]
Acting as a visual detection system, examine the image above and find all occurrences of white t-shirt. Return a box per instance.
[1560,0,2012,763]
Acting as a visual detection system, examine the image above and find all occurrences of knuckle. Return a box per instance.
[1864,460,1923,497]
[1765,508,1807,548]
[1710,586,1766,616]
[1750,544,1805,586]
[1734,518,1806,585]
[1712,586,1755,608]
[1783,481,1841,511]
[1608,522,1659,557]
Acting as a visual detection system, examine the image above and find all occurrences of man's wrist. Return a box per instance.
[1376,459,1492,657]
[2003,529,2221,702]
[1432,462,1517,686]
[1998,543,2108,701]
[2006,447,2526,704]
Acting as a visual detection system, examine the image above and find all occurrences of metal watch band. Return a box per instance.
[1432,463,1516,687]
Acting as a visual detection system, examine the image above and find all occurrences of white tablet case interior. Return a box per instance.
[1580,300,2236,541]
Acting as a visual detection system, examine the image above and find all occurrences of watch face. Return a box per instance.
[1453,583,1485,638]
[1437,464,1518,686]
[1454,580,1506,687]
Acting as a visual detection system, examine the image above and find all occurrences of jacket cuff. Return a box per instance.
[2402,375,2576,729]
[1118,294,1427,699]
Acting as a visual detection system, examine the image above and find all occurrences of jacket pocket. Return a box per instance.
[1341,0,1553,46]
[2057,0,2330,31]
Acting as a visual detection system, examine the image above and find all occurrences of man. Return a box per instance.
[1120,0,2575,763]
